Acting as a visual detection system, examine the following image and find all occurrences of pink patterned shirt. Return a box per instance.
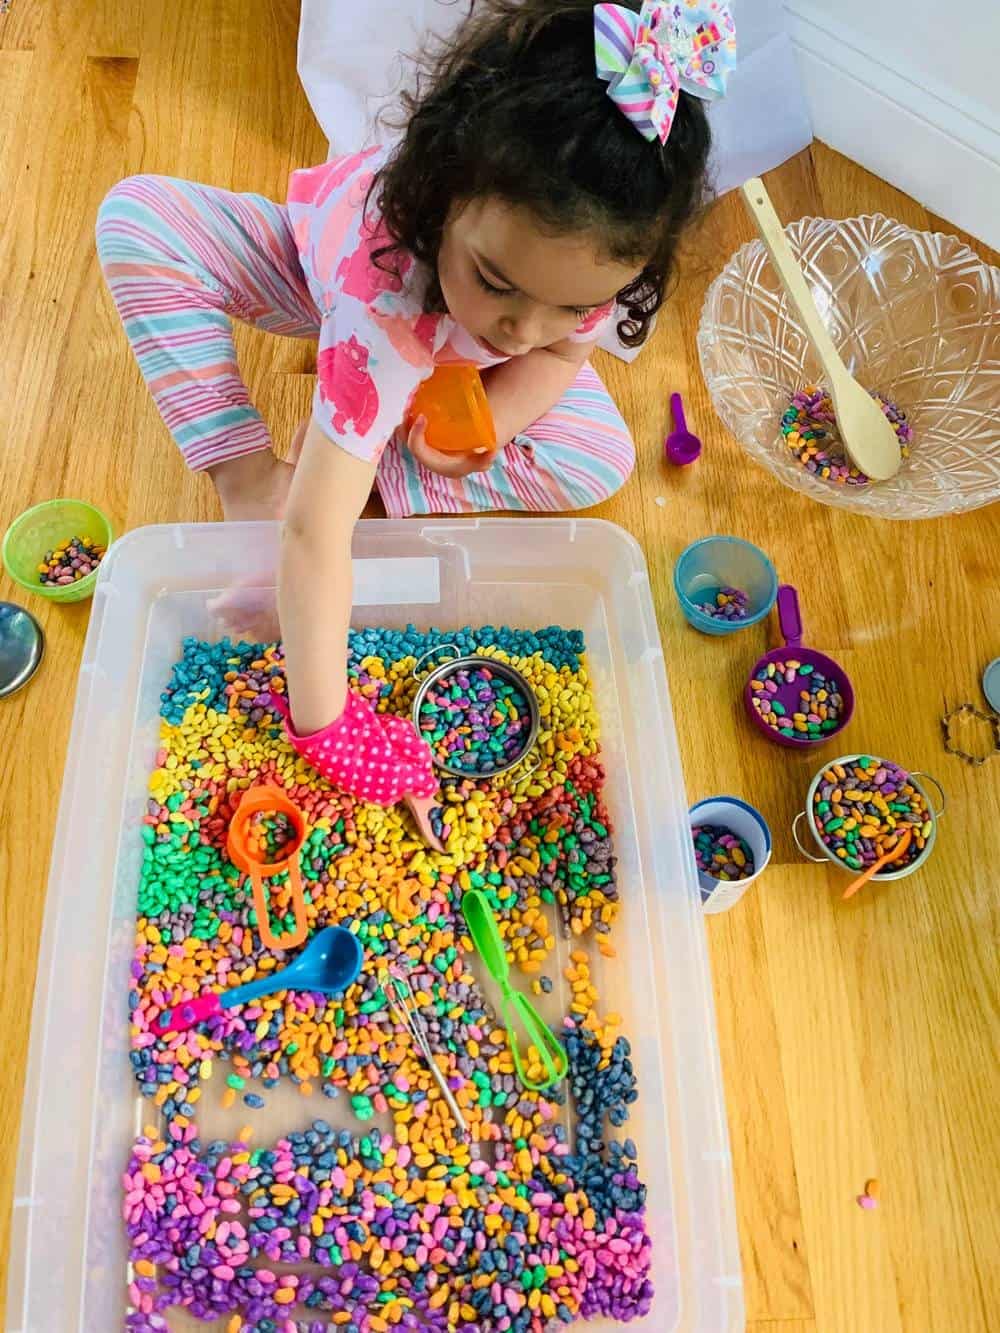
[287,147,615,463]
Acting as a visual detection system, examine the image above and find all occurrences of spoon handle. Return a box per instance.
[462,889,510,985]
[777,584,804,650]
[670,392,687,434]
[840,859,882,902]
[248,858,308,952]
[152,992,223,1036]
[842,830,912,900]
[221,973,282,1006]
[740,179,846,388]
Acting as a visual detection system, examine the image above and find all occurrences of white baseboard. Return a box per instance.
[784,0,1000,254]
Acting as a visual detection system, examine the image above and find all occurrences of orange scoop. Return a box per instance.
[406,365,497,455]
[227,783,308,950]
[841,827,913,901]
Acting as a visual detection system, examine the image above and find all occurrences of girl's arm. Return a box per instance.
[278,417,376,734]
[481,338,592,445]
[277,417,442,844]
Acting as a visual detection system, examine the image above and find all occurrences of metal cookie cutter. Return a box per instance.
[941,704,1000,767]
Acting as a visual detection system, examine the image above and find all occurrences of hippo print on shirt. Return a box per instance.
[317,335,380,439]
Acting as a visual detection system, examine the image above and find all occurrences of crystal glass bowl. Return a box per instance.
[698,214,1000,519]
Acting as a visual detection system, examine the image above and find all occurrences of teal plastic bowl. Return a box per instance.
[674,535,778,635]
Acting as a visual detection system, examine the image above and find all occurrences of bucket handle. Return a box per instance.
[791,810,827,863]
[911,771,946,819]
[411,642,461,680]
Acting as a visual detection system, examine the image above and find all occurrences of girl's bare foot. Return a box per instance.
[208,421,309,522]
[209,450,297,522]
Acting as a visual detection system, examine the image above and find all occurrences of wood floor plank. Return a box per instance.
[760,866,906,1333]
[709,891,815,1320]
[0,0,41,50]
[748,1322,818,1332]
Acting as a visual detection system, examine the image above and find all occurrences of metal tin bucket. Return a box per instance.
[411,645,541,780]
[792,753,946,881]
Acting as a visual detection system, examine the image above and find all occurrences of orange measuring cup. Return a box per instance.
[227,783,308,951]
[406,365,497,455]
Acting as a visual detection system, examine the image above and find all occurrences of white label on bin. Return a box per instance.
[352,558,440,606]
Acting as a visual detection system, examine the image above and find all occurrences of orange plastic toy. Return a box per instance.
[227,783,308,951]
[405,365,497,455]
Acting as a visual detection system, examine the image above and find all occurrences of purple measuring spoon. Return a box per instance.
[743,584,855,748]
[665,392,702,465]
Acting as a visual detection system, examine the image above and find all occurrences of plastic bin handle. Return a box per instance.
[777,584,803,648]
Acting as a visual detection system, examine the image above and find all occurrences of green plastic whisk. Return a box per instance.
[461,888,568,1093]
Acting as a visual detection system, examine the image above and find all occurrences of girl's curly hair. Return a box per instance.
[368,0,712,347]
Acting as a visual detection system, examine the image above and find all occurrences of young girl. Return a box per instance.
[97,0,734,830]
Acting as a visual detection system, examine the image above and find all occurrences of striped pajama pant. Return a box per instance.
[96,176,636,516]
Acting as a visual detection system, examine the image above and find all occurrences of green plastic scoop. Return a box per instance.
[461,888,568,1092]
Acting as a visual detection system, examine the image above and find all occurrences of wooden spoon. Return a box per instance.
[740,178,902,481]
[841,827,913,901]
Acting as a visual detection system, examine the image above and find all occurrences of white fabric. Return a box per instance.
[297,0,813,360]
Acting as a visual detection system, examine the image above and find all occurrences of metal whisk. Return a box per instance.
[379,967,468,1137]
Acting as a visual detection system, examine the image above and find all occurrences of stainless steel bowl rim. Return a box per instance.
[412,654,541,779]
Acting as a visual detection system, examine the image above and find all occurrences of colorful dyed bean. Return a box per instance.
[693,586,749,621]
[125,626,645,1333]
[37,533,105,585]
[781,386,913,486]
[692,824,755,881]
[749,658,844,739]
[810,756,930,871]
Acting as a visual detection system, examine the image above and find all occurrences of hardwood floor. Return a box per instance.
[1,3,997,1330]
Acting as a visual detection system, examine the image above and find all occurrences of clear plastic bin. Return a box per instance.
[8,519,742,1333]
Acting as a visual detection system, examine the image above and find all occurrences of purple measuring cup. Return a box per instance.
[743,584,855,747]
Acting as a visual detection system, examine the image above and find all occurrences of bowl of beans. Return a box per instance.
[744,585,855,747]
[689,795,772,914]
[3,498,112,603]
[412,649,540,779]
[793,754,946,881]
[698,214,1000,519]
[674,535,778,636]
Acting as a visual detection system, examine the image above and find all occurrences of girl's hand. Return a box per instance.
[405,414,497,479]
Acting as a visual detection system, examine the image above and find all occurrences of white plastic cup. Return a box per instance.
[689,796,773,914]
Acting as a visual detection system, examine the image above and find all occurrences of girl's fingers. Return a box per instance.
[410,436,466,476]
[468,447,495,472]
[406,413,428,454]
[411,435,497,478]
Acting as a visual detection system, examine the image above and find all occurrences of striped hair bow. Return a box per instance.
[594,1,737,144]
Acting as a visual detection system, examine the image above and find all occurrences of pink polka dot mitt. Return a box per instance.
[269,689,437,805]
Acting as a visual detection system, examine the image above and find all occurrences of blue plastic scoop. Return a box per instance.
[152,926,364,1035]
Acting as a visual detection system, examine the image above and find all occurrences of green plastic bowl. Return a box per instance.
[3,499,113,604]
